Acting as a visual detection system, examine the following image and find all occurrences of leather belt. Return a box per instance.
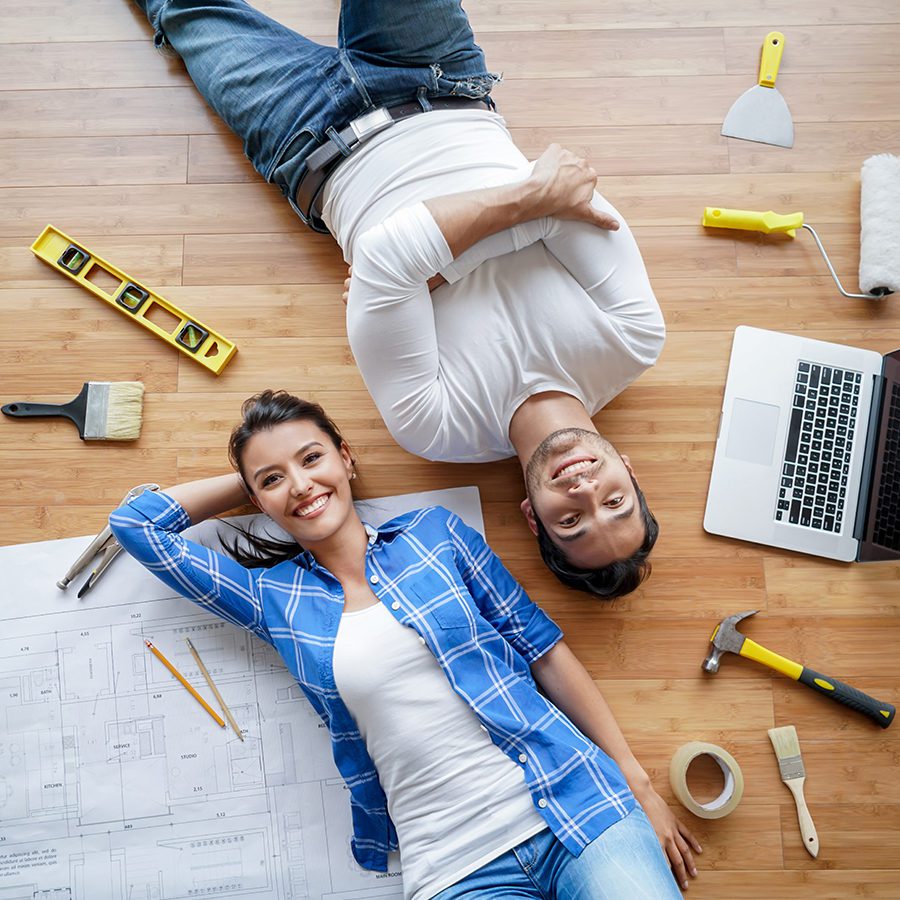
[295,96,491,233]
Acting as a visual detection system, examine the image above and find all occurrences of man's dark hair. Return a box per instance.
[534,476,658,599]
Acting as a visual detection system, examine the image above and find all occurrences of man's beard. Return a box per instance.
[523,428,614,498]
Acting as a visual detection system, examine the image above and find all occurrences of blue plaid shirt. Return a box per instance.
[110,491,634,871]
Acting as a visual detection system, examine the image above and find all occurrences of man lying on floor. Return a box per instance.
[134,0,666,597]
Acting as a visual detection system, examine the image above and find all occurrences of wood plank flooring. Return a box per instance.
[1,2,898,896]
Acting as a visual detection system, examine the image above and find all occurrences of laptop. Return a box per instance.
[704,326,900,562]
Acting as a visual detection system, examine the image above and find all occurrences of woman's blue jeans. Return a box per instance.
[433,807,683,899]
[134,0,500,229]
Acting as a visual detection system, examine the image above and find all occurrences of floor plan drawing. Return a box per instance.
[0,488,482,899]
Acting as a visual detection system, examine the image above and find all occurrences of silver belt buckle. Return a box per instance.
[349,107,393,143]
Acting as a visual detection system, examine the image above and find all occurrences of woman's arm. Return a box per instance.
[161,472,250,523]
[445,512,563,661]
[109,476,272,643]
[531,641,701,890]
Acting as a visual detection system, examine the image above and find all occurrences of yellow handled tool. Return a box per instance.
[702,206,804,237]
[31,225,238,375]
[701,205,889,299]
[721,32,793,148]
[702,610,895,728]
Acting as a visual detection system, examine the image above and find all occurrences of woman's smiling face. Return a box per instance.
[241,418,356,548]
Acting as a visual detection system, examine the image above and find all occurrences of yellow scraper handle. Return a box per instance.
[758,32,785,88]
[702,207,805,237]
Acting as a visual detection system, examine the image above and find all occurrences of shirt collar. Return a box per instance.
[293,519,404,572]
[367,518,407,540]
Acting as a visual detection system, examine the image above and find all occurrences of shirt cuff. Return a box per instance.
[404,201,454,275]
[122,489,192,532]
[515,605,564,664]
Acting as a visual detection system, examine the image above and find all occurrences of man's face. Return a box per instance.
[522,428,645,570]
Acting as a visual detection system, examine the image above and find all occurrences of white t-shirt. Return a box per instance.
[323,109,665,463]
[332,601,547,900]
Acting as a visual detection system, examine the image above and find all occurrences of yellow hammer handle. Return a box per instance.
[759,32,785,88]
[702,207,804,237]
[741,637,896,728]
[739,638,803,680]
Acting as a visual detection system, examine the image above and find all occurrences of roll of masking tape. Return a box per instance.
[669,741,744,819]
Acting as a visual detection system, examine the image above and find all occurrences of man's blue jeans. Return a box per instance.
[433,807,683,899]
[135,0,500,228]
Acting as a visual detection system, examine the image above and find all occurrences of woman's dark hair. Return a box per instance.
[221,390,352,568]
[534,475,658,599]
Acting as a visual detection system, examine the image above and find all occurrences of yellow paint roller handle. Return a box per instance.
[702,207,804,237]
[758,31,785,88]
[739,638,803,680]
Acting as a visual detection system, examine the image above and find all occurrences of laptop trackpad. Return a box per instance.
[725,398,780,466]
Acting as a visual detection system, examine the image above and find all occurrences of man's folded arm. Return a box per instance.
[350,143,618,299]
[350,176,550,298]
[344,188,552,457]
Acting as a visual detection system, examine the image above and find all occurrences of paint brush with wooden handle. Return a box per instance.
[768,725,818,858]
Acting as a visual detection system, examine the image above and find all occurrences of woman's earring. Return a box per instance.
[350,471,357,480]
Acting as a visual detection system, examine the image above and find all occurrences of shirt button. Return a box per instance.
[369,574,380,585]
[391,601,400,611]
[518,753,527,764]
[418,636,426,646]
[479,724,488,734]
[538,798,548,809]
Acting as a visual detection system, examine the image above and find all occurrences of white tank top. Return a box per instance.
[332,601,547,900]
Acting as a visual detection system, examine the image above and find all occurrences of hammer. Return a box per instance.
[703,610,895,729]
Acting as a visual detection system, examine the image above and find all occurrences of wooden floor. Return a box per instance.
[2,1,899,896]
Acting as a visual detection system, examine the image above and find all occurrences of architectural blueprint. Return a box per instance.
[0,487,484,900]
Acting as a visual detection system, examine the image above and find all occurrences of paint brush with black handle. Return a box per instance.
[2,381,144,440]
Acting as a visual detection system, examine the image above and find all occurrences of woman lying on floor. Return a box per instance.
[110,389,699,900]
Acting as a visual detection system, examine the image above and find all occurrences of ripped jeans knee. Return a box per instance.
[140,0,181,55]
[430,63,503,101]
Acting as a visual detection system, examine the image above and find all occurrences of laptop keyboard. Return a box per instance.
[775,360,861,532]
[873,382,900,550]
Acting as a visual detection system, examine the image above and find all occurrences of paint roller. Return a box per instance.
[702,153,900,299]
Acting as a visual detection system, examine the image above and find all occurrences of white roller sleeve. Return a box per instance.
[859,153,900,296]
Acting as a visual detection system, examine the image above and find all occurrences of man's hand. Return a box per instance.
[422,144,617,258]
[527,144,619,230]
[632,782,702,891]
[426,272,447,292]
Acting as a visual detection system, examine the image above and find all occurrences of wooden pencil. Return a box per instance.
[145,639,225,728]
[185,637,245,741]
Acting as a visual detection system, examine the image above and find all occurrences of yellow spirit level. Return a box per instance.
[31,225,237,375]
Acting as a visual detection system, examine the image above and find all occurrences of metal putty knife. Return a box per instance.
[722,31,793,148]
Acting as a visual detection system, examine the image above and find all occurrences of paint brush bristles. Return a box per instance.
[92,381,145,440]
[768,725,804,779]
